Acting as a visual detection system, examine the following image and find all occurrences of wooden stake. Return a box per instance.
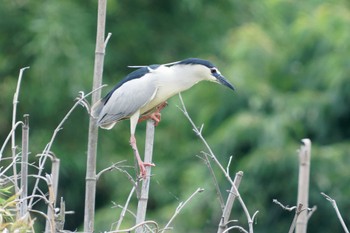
[20,114,29,217]
[84,0,107,231]
[295,139,311,233]
[135,120,155,233]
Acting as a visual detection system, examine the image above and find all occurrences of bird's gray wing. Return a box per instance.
[97,77,157,128]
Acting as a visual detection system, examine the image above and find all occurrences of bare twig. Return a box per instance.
[96,161,127,180]
[321,192,349,233]
[113,204,136,219]
[199,151,225,210]
[12,67,30,197]
[0,155,20,178]
[307,205,317,220]
[178,93,257,233]
[110,220,158,233]
[0,121,23,160]
[272,199,297,212]
[104,32,112,47]
[114,186,136,231]
[29,87,103,210]
[162,188,204,232]
[226,156,233,177]
[177,94,234,185]
[273,199,315,233]
[222,225,248,233]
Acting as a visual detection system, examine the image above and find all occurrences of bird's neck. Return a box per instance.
[169,65,208,90]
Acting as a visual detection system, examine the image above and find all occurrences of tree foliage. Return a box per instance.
[1,0,349,232]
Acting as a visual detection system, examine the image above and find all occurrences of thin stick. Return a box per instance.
[162,188,204,232]
[111,220,159,233]
[222,225,248,233]
[135,120,155,233]
[177,94,234,185]
[0,121,23,160]
[96,161,127,180]
[178,93,256,233]
[115,186,136,231]
[200,151,225,209]
[28,88,103,209]
[84,0,109,231]
[321,192,349,233]
[295,139,311,233]
[12,67,30,206]
[272,199,297,212]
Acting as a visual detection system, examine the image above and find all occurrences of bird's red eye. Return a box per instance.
[211,68,218,74]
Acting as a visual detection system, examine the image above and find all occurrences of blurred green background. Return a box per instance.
[1,0,350,232]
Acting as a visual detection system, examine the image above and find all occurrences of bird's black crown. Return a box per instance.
[175,58,215,69]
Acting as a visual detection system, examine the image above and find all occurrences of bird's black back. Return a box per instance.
[102,64,160,104]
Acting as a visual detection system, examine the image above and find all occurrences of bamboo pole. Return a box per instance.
[295,139,311,233]
[84,0,107,231]
[135,120,155,233]
[45,152,60,233]
[20,114,29,217]
[217,171,244,233]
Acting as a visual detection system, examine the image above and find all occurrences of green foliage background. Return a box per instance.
[1,0,349,232]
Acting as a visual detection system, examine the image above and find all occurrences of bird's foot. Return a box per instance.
[139,102,168,126]
[156,101,168,112]
[138,161,155,179]
[150,112,162,126]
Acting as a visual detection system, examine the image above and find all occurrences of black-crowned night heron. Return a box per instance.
[91,58,234,178]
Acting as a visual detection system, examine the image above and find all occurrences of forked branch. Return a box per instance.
[321,192,349,233]
[177,93,257,233]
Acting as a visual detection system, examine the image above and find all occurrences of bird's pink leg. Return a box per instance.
[130,134,155,178]
[138,102,168,126]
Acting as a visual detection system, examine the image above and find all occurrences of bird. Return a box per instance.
[91,58,234,178]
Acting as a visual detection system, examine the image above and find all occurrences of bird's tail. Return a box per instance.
[91,99,117,130]
[91,99,104,119]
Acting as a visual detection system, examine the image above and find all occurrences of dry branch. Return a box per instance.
[321,192,349,233]
[110,220,159,233]
[198,151,225,209]
[12,67,30,197]
[178,93,257,233]
[161,188,204,232]
[114,186,136,231]
[272,199,297,212]
[28,88,103,211]
[0,121,23,161]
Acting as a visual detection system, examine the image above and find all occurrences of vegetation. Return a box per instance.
[1,0,349,232]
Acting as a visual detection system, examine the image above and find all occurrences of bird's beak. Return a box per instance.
[215,74,235,91]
